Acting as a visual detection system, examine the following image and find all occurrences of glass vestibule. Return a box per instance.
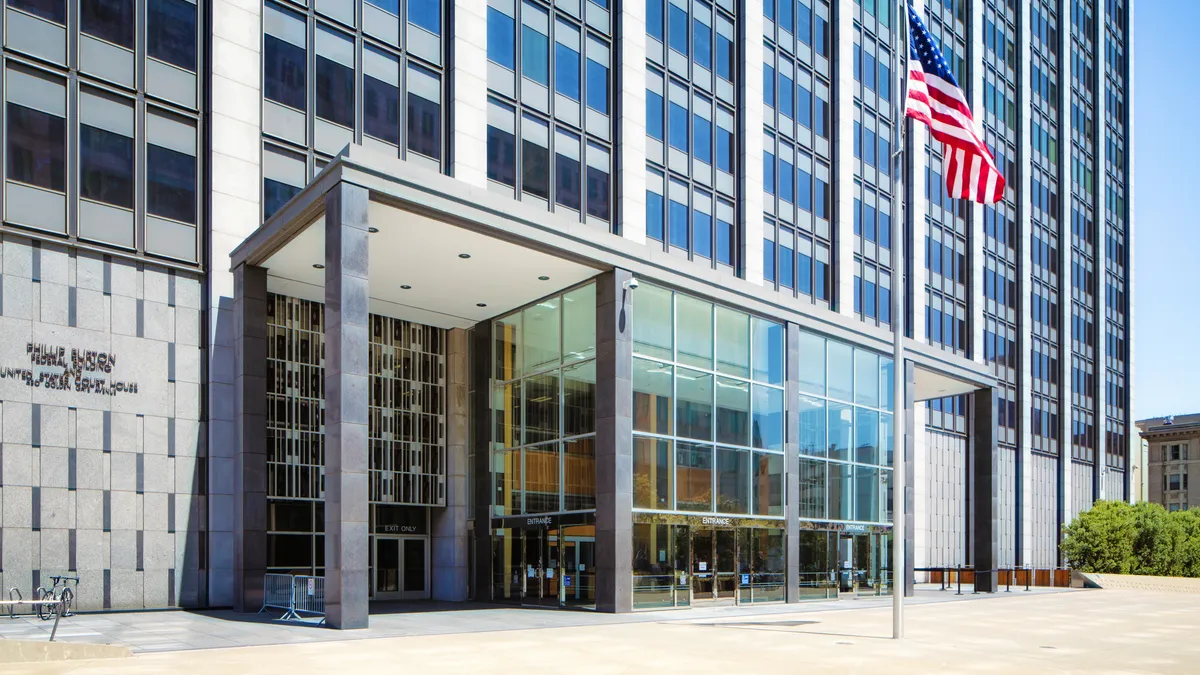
[633,515,786,609]
[797,526,892,598]
[491,517,596,608]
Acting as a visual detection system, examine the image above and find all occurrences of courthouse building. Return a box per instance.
[0,0,1132,626]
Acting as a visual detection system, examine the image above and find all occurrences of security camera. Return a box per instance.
[623,278,640,290]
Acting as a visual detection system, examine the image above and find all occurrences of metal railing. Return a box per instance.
[259,573,325,623]
[3,590,69,642]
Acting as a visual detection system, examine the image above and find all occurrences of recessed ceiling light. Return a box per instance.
[313,263,325,269]
[368,227,379,233]
[458,253,472,259]
[476,303,487,307]
[538,275,550,281]
[400,284,412,290]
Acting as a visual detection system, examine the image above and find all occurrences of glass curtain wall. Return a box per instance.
[795,328,893,596]
[630,284,786,608]
[491,282,598,607]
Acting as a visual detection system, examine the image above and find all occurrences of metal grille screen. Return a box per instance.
[266,294,448,506]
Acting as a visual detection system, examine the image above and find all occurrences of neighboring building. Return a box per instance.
[1138,415,1200,512]
[0,0,1132,622]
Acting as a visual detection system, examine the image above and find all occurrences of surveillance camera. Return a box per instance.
[623,278,640,290]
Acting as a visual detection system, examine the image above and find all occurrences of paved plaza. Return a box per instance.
[1,587,1196,673]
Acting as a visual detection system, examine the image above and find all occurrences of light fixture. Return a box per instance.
[458,253,472,259]
[476,303,487,307]
[368,227,379,233]
[313,263,325,269]
[400,285,412,290]
[538,275,550,281]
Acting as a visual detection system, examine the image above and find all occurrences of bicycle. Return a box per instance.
[35,575,79,620]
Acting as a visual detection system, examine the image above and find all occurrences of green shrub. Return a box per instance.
[1062,501,1200,577]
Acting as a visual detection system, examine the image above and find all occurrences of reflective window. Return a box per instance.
[7,102,66,193]
[315,28,355,128]
[79,96,134,209]
[10,0,65,24]
[264,6,307,112]
[147,142,196,224]
[81,0,134,49]
[148,0,198,71]
[488,6,517,69]
[364,48,400,145]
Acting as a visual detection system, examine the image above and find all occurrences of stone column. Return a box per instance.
[432,328,470,601]
[232,263,268,612]
[971,387,999,593]
[595,269,634,613]
[784,323,800,602]
[323,182,371,628]
[470,321,494,600]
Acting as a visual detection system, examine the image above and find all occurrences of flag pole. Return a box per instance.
[891,0,910,641]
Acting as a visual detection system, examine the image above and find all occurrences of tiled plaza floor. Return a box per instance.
[0,584,1060,653]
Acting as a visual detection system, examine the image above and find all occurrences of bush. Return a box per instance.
[1062,501,1200,577]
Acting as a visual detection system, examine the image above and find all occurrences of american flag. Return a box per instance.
[904,4,1005,204]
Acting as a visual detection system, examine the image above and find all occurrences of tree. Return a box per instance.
[1061,500,1138,574]
[1062,500,1200,577]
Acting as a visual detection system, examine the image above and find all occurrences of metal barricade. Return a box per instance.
[260,573,300,620]
[292,576,326,622]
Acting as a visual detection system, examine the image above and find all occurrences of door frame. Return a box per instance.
[689,526,738,606]
[372,535,431,601]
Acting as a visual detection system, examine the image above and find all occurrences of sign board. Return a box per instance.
[741,574,750,585]
[4,343,139,395]
[564,576,572,588]
[698,562,707,572]
[307,578,315,596]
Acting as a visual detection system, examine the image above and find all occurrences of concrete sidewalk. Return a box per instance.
[0,587,1195,674]
[0,585,1056,653]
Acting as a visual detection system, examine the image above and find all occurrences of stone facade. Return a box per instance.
[0,234,206,610]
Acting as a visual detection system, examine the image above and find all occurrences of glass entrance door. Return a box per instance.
[373,537,429,600]
[691,529,715,602]
[835,532,891,597]
[561,525,596,607]
[691,528,736,605]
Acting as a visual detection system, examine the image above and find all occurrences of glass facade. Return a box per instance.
[262,0,447,220]
[485,0,614,227]
[491,282,598,607]
[850,0,894,327]
[2,0,201,261]
[762,0,833,305]
[646,0,739,270]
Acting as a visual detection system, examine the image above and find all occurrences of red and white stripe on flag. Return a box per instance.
[905,68,1006,205]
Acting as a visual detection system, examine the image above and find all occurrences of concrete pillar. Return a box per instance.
[616,0,647,244]
[470,321,495,601]
[595,269,634,613]
[323,182,371,628]
[451,0,489,187]
[784,323,800,602]
[232,263,268,612]
[971,387,999,593]
[432,328,470,601]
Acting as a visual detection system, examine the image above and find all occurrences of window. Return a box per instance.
[8,0,65,24]
[522,4,550,85]
[147,129,196,226]
[586,51,608,113]
[148,0,198,71]
[364,48,400,145]
[6,69,66,194]
[409,0,440,34]
[555,21,581,101]
[79,93,134,209]
[555,130,581,211]
[315,28,355,128]
[668,1,688,55]
[487,99,517,186]
[81,0,135,49]
[407,64,442,159]
[585,143,610,221]
[522,116,550,199]
[264,6,307,112]
[488,6,516,69]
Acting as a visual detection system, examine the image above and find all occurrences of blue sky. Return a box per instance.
[1132,0,1200,419]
